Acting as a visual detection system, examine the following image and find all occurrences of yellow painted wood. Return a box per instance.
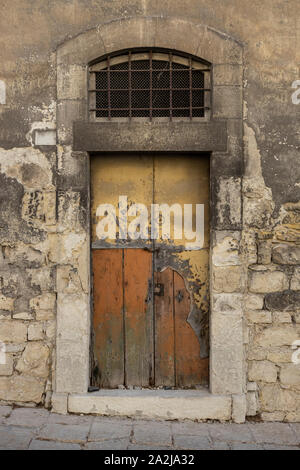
[91,154,153,244]
[153,154,210,249]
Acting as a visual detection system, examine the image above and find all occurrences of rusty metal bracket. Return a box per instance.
[175,290,184,303]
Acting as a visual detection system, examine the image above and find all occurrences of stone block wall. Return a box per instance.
[0,146,89,404]
[244,199,300,421]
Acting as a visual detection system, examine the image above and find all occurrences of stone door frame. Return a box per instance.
[54,16,246,419]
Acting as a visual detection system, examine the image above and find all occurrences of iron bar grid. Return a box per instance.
[89,50,210,120]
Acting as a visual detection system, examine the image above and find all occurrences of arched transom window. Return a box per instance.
[89,49,211,121]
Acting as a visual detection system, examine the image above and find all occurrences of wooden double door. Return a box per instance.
[91,154,210,389]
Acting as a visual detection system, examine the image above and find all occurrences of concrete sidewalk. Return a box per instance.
[0,406,299,450]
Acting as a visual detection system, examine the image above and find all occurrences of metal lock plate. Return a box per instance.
[154,283,164,296]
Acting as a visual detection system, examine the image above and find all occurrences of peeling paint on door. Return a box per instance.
[91,153,210,388]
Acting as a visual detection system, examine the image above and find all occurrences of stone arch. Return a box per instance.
[57,16,242,66]
[57,16,243,144]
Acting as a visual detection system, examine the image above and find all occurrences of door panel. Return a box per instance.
[92,249,124,388]
[174,271,209,387]
[91,154,153,248]
[154,268,175,387]
[153,154,210,249]
[154,155,210,363]
[91,153,210,388]
[93,248,153,388]
[154,268,209,388]
[124,249,153,387]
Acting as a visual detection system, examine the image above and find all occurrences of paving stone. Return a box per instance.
[37,423,90,443]
[208,423,253,443]
[0,405,12,423]
[212,441,231,450]
[127,444,173,450]
[29,439,81,450]
[0,425,35,450]
[250,423,298,445]
[0,407,299,450]
[171,421,210,436]
[85,439,130,450]
[6,407,49,428]
[231,442,264,450]
[48,413,92,425]
[89,420,132,441]
[263,444,300,450]
[93,415,133,424]
[133,421,172,446]
[290,423,300,444]
[174,435,212,450]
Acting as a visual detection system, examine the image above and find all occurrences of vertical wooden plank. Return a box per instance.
[92,249,124,388]
[154,268,175,387]
[124,249,153,387]
[174,271,209,387]
[153,154,210,249]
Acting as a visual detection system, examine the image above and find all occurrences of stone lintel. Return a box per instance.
[73,120,228,153]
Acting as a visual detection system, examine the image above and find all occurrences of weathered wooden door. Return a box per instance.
[91,154,210,388]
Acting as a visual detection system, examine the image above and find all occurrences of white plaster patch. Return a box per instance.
[26,120,56,146]
[35,129,56,146]
[0,80,6,104]
[243,123,263,178]
[63,233,86,260]
[35,232,87,264]
[212,234,241,266]
[29,100,56,122]
[217,177,241,226]
[0,147,53,190]
[57,145,72,173]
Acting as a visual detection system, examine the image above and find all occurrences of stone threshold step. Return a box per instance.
[68,389,232,421]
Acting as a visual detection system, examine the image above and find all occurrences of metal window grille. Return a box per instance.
[89,49,211,121]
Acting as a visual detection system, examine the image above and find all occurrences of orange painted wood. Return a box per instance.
[174,271,209,387]
[92,249,124,388]
[154,268,175,387]
[124,249,153,387]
